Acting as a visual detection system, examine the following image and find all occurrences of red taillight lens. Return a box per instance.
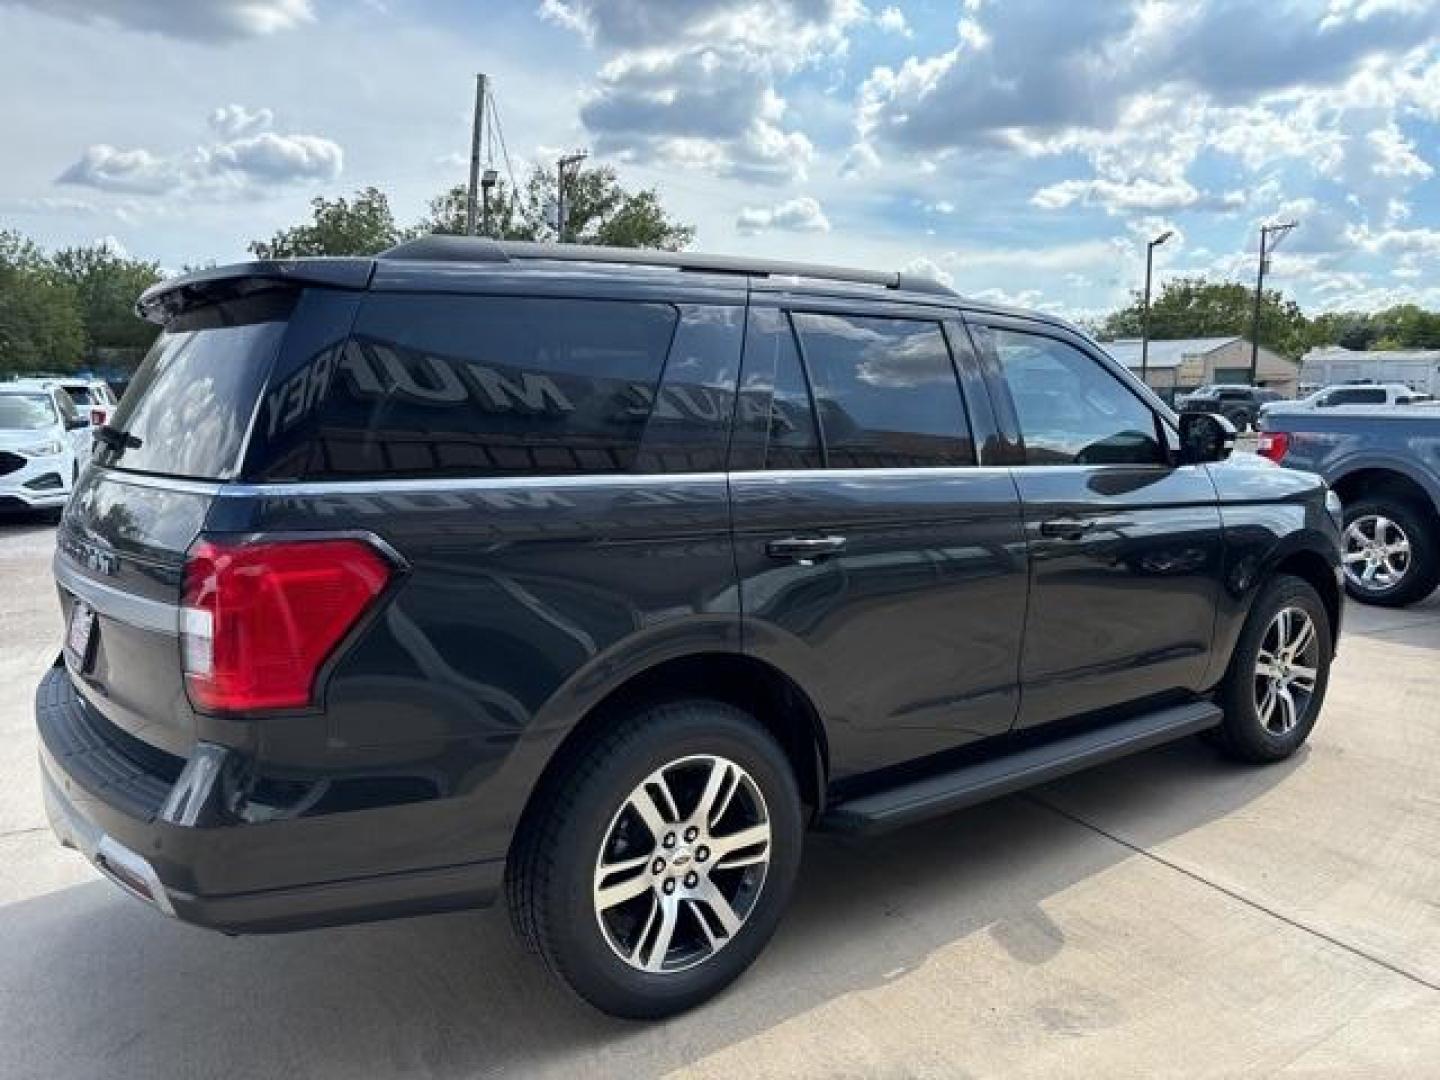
[181,538,394,712]
[89,408,106,426]
[1256,431,1291,463]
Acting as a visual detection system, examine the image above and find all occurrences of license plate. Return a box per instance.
[66,601,96,667]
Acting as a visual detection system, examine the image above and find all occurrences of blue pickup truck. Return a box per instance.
[1259,406,1440,606]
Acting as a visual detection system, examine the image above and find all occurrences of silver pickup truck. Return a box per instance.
[1259,407,1440,606]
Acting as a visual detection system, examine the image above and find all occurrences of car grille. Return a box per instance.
[0,451,25,477]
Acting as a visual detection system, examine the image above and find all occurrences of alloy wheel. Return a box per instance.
[1252,606,1320,736]
[1343,514,1411,592]
[592,754,771,974]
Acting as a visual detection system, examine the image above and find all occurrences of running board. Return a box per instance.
[818,701,1223,835]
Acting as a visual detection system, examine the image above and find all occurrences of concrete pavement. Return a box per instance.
[1,517,1437,1079]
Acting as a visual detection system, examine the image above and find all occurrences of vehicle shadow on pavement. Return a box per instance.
[0,737,1299,1080]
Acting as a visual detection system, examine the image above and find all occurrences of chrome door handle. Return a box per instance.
[766,536,847,562]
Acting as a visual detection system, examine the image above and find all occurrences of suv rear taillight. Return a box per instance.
[90,408,106,426]
[181,537,395,712]
[1256,431,1290,463]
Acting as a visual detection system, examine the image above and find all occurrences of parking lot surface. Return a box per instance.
[1,516,1437,1079]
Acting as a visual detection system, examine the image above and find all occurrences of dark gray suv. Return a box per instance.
[37,238,1342,1018]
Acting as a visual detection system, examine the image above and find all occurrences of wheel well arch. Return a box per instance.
[1331,467,1438,522]
[509,652,829,858]
[1273,547,1341,641]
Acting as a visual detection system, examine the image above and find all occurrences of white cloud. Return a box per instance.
[736,195,830,234]
[874,6,910,36]
[57,145,184,195]
[6,0,314,42]
[209,104,275,139]
[58,108,342,196]
[549,0,864,183]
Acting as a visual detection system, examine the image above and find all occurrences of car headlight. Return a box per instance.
[22,440,64,457]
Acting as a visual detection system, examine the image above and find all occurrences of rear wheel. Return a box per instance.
[506,700,803,1019]
[1215,575,1332,763]
[1341,497,1439,607]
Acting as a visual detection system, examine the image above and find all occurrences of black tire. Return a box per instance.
[1340,497,1440,607]
[506,700,803,1019]
[1214,574,1332,764]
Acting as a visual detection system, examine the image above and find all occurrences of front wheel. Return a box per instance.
[1214,574,1333,763]
[506,700,803,1019]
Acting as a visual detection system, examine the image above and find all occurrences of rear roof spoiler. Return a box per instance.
[135,258,375,325]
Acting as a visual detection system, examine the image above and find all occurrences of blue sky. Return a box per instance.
[2,0,1439,323]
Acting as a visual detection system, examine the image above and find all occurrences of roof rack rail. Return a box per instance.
[377,235,957,297]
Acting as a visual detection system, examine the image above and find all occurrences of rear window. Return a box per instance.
[253,294,680,480]
[97,292,292,479]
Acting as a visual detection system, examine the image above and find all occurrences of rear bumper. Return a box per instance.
[36,662,503,933]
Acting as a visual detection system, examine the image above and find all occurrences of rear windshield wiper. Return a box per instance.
[94,425,142,451]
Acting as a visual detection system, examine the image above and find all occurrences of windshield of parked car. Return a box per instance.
[0,394,58,430]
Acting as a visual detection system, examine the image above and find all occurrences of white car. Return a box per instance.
[13,376,119,427]
[0,385,90,517]
[1262,383,1430,416]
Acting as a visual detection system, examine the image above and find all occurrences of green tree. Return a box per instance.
[1101,276,1309,361]
[1371,304,1440,350]
[49,243,163,350]
[0,230,86,372]
[249,187,404,258]
[419,165,693,249]
[418,179,529,239]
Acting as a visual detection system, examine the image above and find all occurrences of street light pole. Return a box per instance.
[1249,220,1297,385]
[1141,230,1173,388]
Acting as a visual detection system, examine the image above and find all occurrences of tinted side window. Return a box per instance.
[634,305,741,474]
[260,295,678,479]
[991,329,1166,466]
[1332,387,1385,404]
[792,313,973,468]
[764,316,822,469]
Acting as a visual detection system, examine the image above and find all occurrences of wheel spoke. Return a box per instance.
[595,855,655,912]
[694,758,736,831]
[1257,681,1277,725]
[638,894,680,971]
[709,822,769,862]
[690,877,743,937]
[1342,550,1368,564]
[1288,664,1317,691]
[1275,686,1298,733]
[628,777,678,842]
[1286,616,1315,660]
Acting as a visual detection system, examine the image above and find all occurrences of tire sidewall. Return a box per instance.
[1221,577,1332,761]
[541,702,803,1017]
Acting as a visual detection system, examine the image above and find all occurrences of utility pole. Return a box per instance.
[1140,229,1173,388]
[1249,220,1297,385]
[465,73,489,236]
[556,151,588,243]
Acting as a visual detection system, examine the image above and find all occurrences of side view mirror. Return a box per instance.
[65,417,90,431]
[1178,412,1236,464]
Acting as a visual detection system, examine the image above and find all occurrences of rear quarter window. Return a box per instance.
[98,292,293,479]
[253,294,681,480]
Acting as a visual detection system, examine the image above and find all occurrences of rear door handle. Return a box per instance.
[766,536,847,562]
[1039,519,1095,541]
